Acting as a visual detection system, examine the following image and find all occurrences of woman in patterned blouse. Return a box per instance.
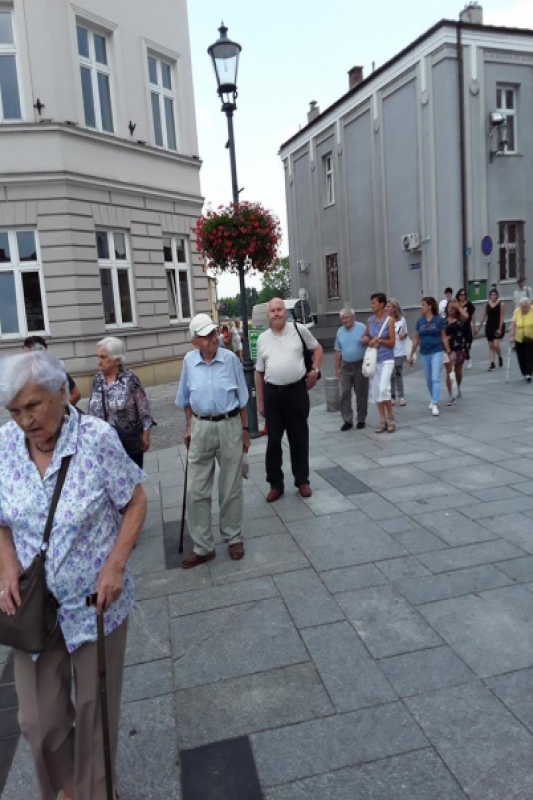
[0,351,147,800]
[87,337,156,469]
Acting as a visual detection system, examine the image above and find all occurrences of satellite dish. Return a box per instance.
[298,288,308,300]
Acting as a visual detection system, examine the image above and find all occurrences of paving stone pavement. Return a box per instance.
[5,341,533,798]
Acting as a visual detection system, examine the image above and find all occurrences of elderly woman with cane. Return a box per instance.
[0,351,147,800]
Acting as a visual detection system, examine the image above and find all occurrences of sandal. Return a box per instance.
[375,422,387,434]
[387,420,396,433]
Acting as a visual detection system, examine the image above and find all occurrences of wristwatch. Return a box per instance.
[312,368,322,380]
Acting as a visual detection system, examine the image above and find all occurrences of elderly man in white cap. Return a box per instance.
[175,313,250,568]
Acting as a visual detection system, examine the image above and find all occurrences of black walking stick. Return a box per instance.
[179,444,189,554]
[87,595,114,800]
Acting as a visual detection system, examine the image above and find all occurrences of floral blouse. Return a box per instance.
[0,408,146,652]
[87,365,155,431]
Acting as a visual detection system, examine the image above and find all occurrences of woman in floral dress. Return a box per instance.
[0,351,147,799]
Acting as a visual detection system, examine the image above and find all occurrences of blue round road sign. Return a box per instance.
[481,235,493,257]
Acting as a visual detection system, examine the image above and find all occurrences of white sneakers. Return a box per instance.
[450,371,458,400]
[431,403,440,416]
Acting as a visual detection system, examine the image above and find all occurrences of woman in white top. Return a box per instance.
[387,299,408,406]
[231,320,243,361]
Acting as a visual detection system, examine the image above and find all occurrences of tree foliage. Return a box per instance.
[257,257,291,304]
[218,287,259,319]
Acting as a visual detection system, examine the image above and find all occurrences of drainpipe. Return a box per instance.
[457,23,469,293]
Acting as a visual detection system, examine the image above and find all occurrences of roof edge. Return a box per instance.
[279,18,533,154]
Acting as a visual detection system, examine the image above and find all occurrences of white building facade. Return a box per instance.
[0,0,207,390]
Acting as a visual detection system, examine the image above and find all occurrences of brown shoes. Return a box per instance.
[228,542,245,560]
[266,487,284,503]
[298,484,313,498]
[181,551,216,570]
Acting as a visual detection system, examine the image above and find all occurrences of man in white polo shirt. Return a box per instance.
[255,297,323,502]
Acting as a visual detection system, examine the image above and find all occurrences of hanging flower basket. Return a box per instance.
[193,201,282,275]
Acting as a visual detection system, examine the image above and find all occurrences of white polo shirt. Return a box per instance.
[256,323,319,385]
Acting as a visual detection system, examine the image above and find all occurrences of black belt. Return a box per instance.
[192,407,240,422]
[266,377,305,391]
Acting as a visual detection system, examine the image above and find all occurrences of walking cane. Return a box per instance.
[506,343,513,384]
[87,595,114,800]
[179,444,189,554]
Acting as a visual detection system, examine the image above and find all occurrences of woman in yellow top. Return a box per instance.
[510,297,533,382]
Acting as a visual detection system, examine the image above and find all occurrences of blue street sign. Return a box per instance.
[409,262,421,270]
[481,235,493,257]
[465,247,472,256]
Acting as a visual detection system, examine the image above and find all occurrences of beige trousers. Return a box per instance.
[14,618,128,800]
[187,414,244,555]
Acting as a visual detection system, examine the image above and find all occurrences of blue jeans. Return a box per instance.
[420,352,443,404]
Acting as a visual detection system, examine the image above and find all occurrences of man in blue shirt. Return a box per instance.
[334,308,369,431]
[176,313,250,569]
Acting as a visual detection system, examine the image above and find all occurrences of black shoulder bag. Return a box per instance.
[0,455,72,653]
[293,322,314,373]
[101,385,143,456]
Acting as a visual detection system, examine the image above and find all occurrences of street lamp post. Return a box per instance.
[208,23,259,437]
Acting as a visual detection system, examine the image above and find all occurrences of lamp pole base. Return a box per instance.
[242,352,260,438]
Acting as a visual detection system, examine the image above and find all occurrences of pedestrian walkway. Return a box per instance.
[4,345,533,798]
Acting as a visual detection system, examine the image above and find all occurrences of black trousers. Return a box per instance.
[129,451,144,469]
[265,379,310,489]
[515,341,533,377]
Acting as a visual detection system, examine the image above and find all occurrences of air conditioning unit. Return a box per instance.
[402,233,420,252]
[297,259,309,272]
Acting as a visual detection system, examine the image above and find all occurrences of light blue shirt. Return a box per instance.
[175,346,249,415]
[334,321,366,363]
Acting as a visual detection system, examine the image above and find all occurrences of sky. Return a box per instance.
[186,0,533,297]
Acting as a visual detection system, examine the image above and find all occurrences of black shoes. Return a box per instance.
[499,356,503,367]
[488,362,496,371]
[341,421,366,431]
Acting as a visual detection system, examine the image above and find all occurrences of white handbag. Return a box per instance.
[362,318,390,378]
[362,347,378,378]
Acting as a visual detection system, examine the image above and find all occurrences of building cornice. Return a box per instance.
[279,19,533,159]
[0,122,203,168]
[0,169,204,207]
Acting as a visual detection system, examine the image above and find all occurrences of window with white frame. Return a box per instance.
[496,85,517,153]
[77,24,114,133]
[324,153,334,206]
[163,236,192,321]
[148,55,177,151]
[326,253,340,299]
[499,221,525,281]
[0,230,47,337]
[0,10,22,121]
[96,231,135,327]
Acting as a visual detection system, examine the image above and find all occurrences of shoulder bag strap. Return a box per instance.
[100,384,108,422]
[293,321,307,350]
[42,455,73,551]
[378,317,390,338]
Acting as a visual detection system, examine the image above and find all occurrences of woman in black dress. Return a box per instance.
[476,289,505,370]
[456,288,476,368]
[443,301,468,405]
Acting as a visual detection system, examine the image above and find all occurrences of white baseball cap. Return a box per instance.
[189,313,217,337]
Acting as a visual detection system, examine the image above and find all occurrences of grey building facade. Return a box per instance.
[280,5,533,336]
[0,0,206,392]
